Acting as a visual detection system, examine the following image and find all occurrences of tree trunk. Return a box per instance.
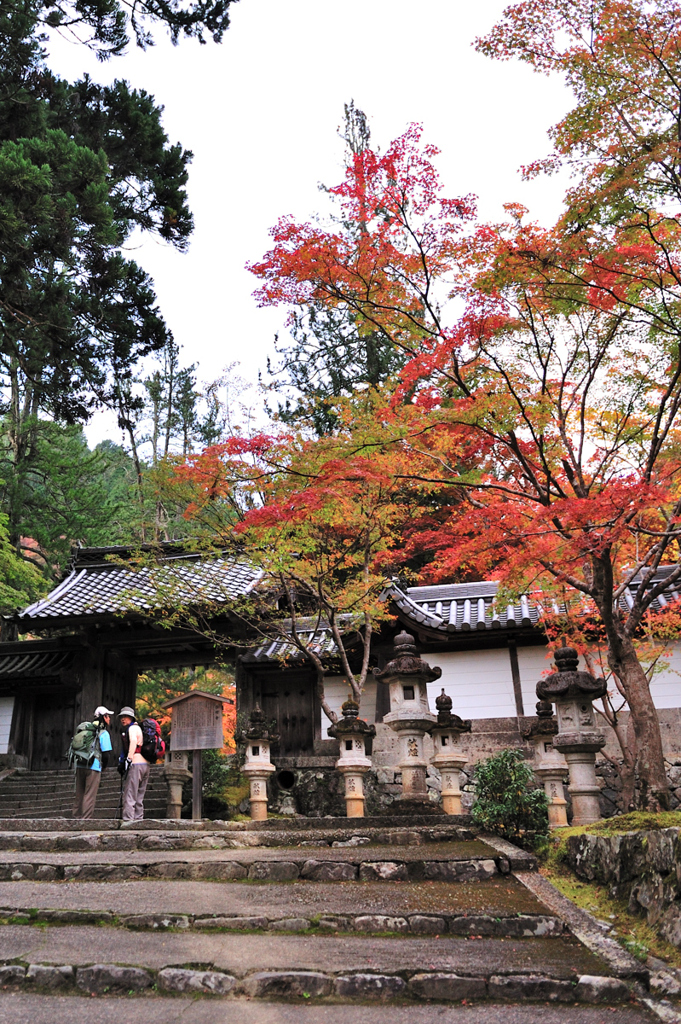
[607,634,669,810]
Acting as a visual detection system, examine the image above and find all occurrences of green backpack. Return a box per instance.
[67,721,101,769]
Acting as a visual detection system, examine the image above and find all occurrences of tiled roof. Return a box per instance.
[389,581,542,634]
[249,630,340,663]
[389,569,681,635]
[620,566,681,614]
[0,650,76,679]
[246,617,348,664]
[17,547,263,625]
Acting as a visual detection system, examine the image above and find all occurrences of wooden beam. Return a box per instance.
[507,640,525,717]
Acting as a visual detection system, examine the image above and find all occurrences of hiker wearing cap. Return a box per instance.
[118,706,150,821]
[69,707,113,819]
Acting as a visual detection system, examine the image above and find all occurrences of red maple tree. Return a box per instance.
[248,19,681,806]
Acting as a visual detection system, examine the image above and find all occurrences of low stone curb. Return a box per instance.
[0,816,473,834]
[0,906,564,938]
[0,825,482,851]
[516,870,650,982]
[0,855,503,884]
[479,833,538,873]
[0,961,634,1003]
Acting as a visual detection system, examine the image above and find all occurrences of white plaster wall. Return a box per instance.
[324,638,681,735]
[647,643,681,710]
[516,645,554,715]
[321,675,377,726]
[0,696,14,755]
[517,642,681,713]
[426,648,517,720]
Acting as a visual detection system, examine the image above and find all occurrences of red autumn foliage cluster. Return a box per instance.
[169,0,681,808]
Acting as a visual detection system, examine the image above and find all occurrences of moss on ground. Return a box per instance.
[537,812,681,969]
[544,811,681,861]
[540,861,681,967]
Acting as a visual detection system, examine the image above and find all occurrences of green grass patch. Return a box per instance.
[537,812,681,970]
[541,860,681,968]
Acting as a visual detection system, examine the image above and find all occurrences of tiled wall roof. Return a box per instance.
[18,551,262,623]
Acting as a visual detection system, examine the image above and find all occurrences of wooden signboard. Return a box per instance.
[161,690,231,821]
[163,691,225,751]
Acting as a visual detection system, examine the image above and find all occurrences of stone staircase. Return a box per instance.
[0,768,167,819]
[0,816,658,1017]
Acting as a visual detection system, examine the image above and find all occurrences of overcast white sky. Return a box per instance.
[46,0,571,446]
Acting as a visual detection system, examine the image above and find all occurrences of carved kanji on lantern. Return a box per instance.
[431,689,471,816]
[521,701,568,828]
[328,699,376,818]
[374,632,440,811]
[239,704,278,821]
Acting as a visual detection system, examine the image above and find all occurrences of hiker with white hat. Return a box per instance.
[68,706,114,819]
[118,706,150,821]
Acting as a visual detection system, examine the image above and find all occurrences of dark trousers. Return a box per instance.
[72,767,101,819]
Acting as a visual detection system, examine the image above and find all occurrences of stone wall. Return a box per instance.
[272,709,681,819]
[564,829,681,948]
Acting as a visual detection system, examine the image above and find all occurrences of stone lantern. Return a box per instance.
[536,645,607,826]
[521,701,569,829]
[328,699,376,818]
[239,704,278,821]
[374,631,440,811]
[163,751,192,820]
[430,690,471,815]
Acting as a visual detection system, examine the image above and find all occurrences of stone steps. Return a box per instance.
[0,818,656,1013]
[0,922,636,1003]
[0,906,564,938]
[0,822,492,849]
[0,871,567,938]
[0,769,167,819]
[0,839,509,883]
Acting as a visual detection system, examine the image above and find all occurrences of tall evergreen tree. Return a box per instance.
[264,102,406,435]
[0,0,227,572]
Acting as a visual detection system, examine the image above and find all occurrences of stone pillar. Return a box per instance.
[521,701,568,829]
[430,690,471,816]
[374,631,441,813]
[163,750,191,819]
[536,645,607,827]
[328,699,376,817]
[239,705,278,821]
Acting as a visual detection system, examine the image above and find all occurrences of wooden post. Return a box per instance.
[161,691,230,822]
[192,749,202,820]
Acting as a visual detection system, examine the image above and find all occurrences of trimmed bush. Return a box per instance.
[472,748,549,847]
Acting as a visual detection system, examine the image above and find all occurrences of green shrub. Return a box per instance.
[471,748,549,848]
[197,748,232,795]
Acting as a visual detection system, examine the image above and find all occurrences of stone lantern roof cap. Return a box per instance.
[239,703,279,743]
[373,631,442,683]
[535,644,607,703]
[433,688,471,731]
[521,700,559,738]
[327,699,376,739]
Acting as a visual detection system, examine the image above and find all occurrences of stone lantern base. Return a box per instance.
[338,765,370,817]
[163,752,192,819]
[436,758,468,815]
[556,747,603,826]
[243,766,274,821]
[535,766,569,828]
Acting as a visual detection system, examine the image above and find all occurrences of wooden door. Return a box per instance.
[31,692,76,770]
[260,675,314,756]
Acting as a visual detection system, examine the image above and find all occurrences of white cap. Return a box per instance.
[94,706,114,717]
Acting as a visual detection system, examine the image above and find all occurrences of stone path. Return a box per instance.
[0,923,608,975]
[0,994,664,1024]
[0,876,549,917]
[0,817,673,1020]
